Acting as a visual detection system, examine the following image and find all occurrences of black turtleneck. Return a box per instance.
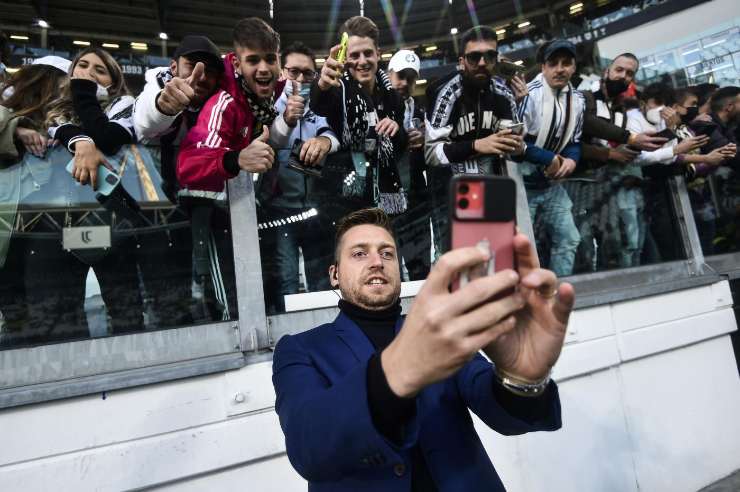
[338,299,554,491]
[338,299,438,492]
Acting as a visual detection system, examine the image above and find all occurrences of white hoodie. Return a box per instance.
[133,66,192,144]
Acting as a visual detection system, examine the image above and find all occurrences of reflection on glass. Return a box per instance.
[0,145,238,349]
[680,42,703,68]
[556,172,686,275]
[688,162,740,256]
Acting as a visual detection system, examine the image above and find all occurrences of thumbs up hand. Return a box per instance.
[238,125,275,174]
[284,79,305,127]
[157,62,206,116]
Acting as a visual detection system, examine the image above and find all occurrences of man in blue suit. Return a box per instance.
[273,208,575,491]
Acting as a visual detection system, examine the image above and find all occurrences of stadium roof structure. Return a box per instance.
[0,0,578,54]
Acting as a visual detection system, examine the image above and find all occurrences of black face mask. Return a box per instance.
[604,78,629,98]
[681,106,699,124]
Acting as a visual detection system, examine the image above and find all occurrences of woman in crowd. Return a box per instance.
[17,48,144,344]
[0,62,70,345]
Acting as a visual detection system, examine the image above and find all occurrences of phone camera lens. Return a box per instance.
[458,198,469,210]
[458,183,469,194]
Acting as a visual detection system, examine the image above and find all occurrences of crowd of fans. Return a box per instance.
[0,16,737,344]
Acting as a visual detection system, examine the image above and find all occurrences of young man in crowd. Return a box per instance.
[176,18,294,320]
[387,49,431,280]
[134,35,224,199]
[311,16,408,218]
[273,208,574,491]
[566,53,668,272]
[516,39,584,277]
[424,25,524,255]
[258,41,340,312]
[688,86,740,253]
[132,35,225,324]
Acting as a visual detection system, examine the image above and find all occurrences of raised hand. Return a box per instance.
[284,79,305,127]
[381,246,526,397]
[482,234,575,382]
[318,44,345,91]
[157,62,205,116]
[238,125,274,173]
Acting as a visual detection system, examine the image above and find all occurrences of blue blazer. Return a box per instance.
[272,312,562,491]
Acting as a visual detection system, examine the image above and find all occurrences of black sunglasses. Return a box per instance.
[464,50,499,65]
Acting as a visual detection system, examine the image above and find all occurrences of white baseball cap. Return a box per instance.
[388,50,420,76]
[33,55,72,74]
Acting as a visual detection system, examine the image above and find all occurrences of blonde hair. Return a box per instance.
[45,47,129,129]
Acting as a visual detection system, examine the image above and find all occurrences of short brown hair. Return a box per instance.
[233,17,280,52]
[340,16,380,47]
[334,208,394,262]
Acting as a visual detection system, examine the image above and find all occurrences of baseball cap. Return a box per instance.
[173,35,223,70]
[541,39,577,63]
[388,50,420,76]
[33,55,72,74]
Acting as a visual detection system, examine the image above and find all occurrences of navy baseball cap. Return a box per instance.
[542,39,577,62]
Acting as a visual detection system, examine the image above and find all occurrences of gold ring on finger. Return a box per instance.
[537,288,558,299]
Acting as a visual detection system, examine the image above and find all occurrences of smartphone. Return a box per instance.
[66,159,120,196]
[449,175,516,291]
[66,159,145,225]
[654,128,677,140]
[287,139,323,177]
[334,32,349,64]
[497,59,524,81]
[501,122,525,135]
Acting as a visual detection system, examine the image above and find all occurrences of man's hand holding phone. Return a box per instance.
[299,136,332,166]
[628,132,669,151]
[380,234,575,397]
[318,45,344,90]
[474,129,522,156]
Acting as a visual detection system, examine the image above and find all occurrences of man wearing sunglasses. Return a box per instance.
[258,41,340,312]
[425,25,524,255]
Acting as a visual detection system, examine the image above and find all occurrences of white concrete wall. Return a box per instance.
[0,281,738,492]
[596,0,740,58]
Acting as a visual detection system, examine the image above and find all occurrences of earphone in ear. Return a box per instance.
[330,265,339,288]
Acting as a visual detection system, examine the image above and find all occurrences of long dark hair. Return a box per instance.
[0,64,69,127]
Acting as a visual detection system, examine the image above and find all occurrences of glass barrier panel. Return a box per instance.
[528,166,687,277]
[0,144,238,349]
[689,159,740,256]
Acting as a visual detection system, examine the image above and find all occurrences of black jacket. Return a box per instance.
[424,71,517,173]
[690,112,739,170]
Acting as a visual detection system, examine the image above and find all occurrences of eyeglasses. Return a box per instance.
[284,67,316,82]
[464,50,499,65]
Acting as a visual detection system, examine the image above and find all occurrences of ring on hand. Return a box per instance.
[537,288,558,299]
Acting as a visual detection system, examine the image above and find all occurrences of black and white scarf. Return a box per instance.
[340,69,406,215]
[239,75,279,126]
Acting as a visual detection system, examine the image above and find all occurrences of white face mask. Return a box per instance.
[646,105,664,125]
[1,86,14,100]
[96,83,111,102]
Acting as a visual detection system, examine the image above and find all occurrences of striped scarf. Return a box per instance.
[340,69,406,215]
